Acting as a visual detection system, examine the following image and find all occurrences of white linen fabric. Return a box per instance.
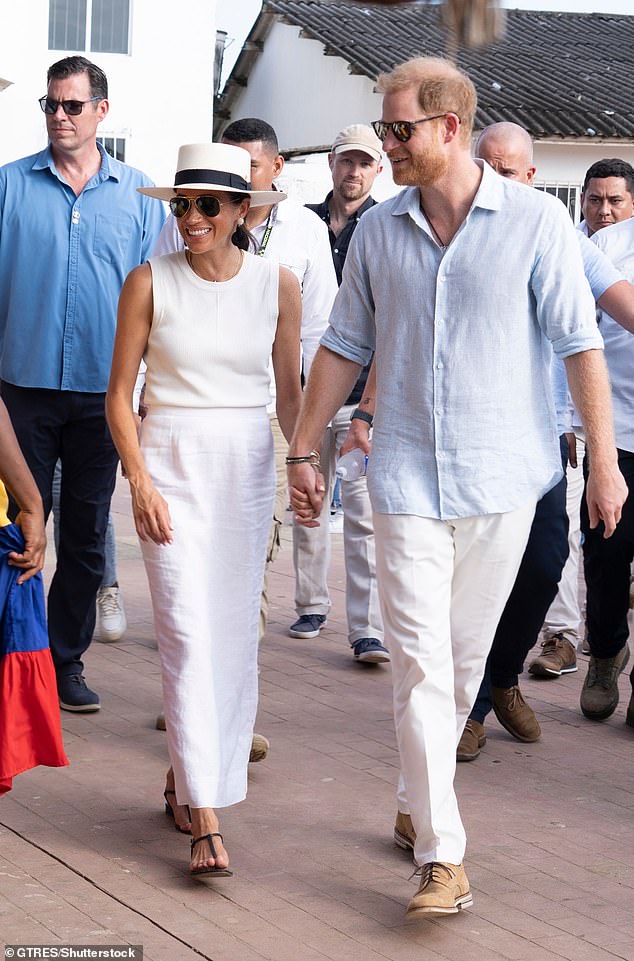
[140,407,274,808]
[376,501,536,865]
[138,252,278,808]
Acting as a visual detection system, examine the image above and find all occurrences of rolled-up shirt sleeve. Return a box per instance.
[530,199,604,359]
[320,221,375,367]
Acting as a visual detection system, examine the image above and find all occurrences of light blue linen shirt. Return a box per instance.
[0,144,164,393]
[321,161,603,519]
[592,218,634,453]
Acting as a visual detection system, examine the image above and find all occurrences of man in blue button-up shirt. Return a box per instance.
[287,57,626,921]
[0,56,164,712]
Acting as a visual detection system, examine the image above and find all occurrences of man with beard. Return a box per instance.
[291,124,388,664]
[286,57,625,919]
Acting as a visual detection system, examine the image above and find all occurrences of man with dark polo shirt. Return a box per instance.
[290,124,387,663]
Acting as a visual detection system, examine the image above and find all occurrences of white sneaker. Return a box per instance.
[96,585,127,642]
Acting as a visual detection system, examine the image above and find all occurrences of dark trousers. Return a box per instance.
[471,435,570,723]
[1,382,119,679]
[581,447,634,690]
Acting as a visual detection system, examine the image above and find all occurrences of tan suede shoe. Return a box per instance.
[457,719,486,761]
[406,862,473,919]
[394,811,416,852]
[249,732,270,763]
[492,685,541,742]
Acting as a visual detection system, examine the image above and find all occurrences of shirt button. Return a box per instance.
[334,248,339,253]
[436,362,444,369]
[439,276,446,283]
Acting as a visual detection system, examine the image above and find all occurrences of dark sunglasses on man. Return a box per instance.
[38,96,101,116]
[371,113,457,143]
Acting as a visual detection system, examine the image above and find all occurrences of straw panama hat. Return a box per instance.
[138,142,286,207]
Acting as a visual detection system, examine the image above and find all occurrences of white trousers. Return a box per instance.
[293,404,384,645]
[140,407,274,809]
[374,501,536,866]
[543,431,586,646]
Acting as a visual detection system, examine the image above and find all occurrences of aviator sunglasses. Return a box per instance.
[169,195,239,219]
[371,114,453,143]
[39,95,101,115]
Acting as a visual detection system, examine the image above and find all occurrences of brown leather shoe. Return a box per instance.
[492,685,541,742]
[580,645,630,720]
[529,633,577,677]
[457,719,486,762]
[249,732,270,763]
[406,862,473,919]
[394,811,416,852]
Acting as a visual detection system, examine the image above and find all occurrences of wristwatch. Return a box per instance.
[350,408,373,427]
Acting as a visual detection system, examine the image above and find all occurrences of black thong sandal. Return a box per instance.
[190,833,233,877]
[163,789,192,833]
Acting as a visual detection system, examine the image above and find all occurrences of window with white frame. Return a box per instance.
[534,182,581,224]
[97,135,126,162]
[49,0,130,55]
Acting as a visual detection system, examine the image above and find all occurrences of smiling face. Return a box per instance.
[45,70,108,155]
[174,190,250,252]
[380,87,449,188]
[581,176,634,236]
[329,149,381,203]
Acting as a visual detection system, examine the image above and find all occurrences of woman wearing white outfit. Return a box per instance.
[106,144,301,875]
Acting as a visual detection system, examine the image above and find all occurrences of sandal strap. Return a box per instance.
[191,832,223,855]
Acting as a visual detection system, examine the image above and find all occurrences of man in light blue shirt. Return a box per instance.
[0,56,164,712]
[287,57,626,921]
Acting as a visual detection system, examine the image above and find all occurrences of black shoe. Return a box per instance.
[58,674,101,713]
[352,637,390,663]
[289,614,326,638]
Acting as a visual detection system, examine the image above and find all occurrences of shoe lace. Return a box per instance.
[410,862,456,885]
[99,588,120,617]
[504,686,525,711]
[587,657,619,689]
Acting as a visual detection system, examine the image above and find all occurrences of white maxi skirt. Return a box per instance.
[139,406,274,809]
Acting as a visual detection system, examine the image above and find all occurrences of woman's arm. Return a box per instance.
[106,265,172,545]
[0,399,46,581]
[272,266,303,443]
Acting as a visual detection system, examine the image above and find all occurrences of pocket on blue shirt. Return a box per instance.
[93,213,134,264]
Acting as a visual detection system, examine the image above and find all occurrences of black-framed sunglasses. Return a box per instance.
[371,114,452,143]
[38,95,102,116]
[169,195,240,219]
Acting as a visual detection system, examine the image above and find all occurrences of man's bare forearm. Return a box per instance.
[289,346,362,455]
[564,349,617,466]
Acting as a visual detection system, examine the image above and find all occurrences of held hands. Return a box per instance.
[130,478,173,544]
[8,509,46,583]
[288,463,326,527]
[586,462,628,538]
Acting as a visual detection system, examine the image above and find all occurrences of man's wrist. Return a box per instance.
[351,407,373,427]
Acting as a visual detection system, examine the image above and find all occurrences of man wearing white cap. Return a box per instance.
[292,124,388,663]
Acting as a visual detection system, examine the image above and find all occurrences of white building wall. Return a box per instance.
[0,0,216,185]
[533,142,634,187]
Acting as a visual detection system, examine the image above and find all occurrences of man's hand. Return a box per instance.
[9,509,47,583]
[586,462,628,538]
[340,419,372,458]
[565,432,577,469]
[287,463,326,527]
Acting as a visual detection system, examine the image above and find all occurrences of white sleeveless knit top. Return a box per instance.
[144,251,279,409]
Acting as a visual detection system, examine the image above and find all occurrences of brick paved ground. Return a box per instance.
[1,478,633,961]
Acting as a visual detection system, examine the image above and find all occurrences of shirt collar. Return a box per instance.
[32,141,121,184]
[391,159,503,222]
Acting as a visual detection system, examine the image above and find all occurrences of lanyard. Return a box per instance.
[257,208,274,257]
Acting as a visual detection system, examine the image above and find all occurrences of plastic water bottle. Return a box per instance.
[336,448,368,481]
